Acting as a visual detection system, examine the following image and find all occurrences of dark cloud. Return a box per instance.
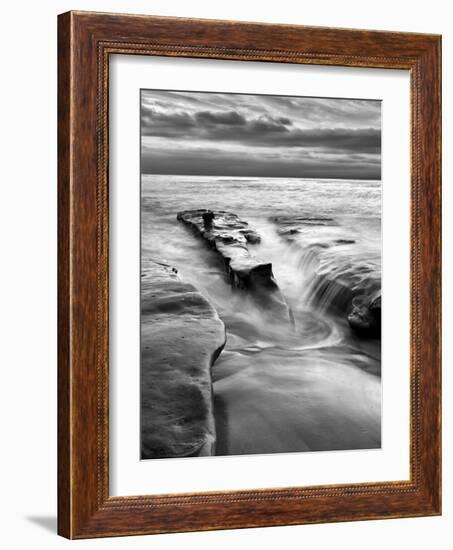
[142,108,380,155]
[195,111,247,125]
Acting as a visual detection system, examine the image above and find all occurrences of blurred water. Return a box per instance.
[142,174,382,455]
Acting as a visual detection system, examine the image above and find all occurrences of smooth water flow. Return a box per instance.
[142,174,382,456]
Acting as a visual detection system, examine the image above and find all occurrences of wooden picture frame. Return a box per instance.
[58,10,441,539]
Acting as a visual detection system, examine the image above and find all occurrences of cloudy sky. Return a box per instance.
[141,90,381,180]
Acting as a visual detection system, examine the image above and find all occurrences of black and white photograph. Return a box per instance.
[140,89,382,460]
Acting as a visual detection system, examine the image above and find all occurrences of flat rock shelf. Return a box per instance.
[141,259,226,459]
[177,209,293,323]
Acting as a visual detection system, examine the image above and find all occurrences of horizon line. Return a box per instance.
[140,172,381,182]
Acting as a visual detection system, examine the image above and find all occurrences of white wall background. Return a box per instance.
[0,1,450,547]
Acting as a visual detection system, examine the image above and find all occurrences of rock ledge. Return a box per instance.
[141,259,226,459]
[177,209,292,321]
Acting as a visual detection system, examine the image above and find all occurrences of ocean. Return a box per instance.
[142,174,382,456]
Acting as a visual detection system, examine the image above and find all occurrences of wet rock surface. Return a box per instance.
[177,209,266,288]
[177,209,292,320]
[347,292,381,337]
[272,215,337,236]
[141,259,226,459]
